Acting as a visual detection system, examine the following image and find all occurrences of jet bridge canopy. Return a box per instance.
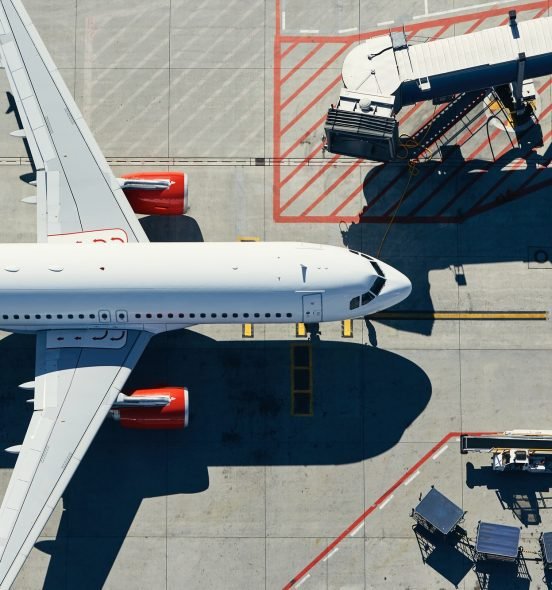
[325,12,552,161]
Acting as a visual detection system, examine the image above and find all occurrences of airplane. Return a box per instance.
[0,0,412,587]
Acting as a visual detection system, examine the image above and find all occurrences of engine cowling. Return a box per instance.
[110,387,189,430]
[118,171,189,215]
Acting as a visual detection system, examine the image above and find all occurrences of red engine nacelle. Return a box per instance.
[111,387,189,430]
[119,171,189,216]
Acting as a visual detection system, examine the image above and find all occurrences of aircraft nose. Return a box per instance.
[393,270,412,303]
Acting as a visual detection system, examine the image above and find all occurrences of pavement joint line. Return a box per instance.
[378,494,394,509]
[322,547,339,561]
[294,574,310,588]
[432,444,449,460]
[350,522,365,536]
[403,470,421,486]
[413,0,518,19]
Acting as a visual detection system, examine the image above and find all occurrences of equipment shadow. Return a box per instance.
[466,462,552,527]
[0,330,431,589]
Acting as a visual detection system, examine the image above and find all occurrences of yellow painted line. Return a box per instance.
[237,235,260,242]
[341,319,353,338]
[242,323,254,338]
[296,322,307,337]
[373,311,548,321]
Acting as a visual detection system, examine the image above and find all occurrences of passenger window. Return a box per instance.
[243,313,249,318]
[178,313,185,318]
[47,314,53,319]
[349,296,360,310]
[135,313,141,319]
[146,313,152,319]
[2,315,7,320]
[189,313,195,318]
[57,314,63,319]
[254,313,260,318]
[222,313,228,318]
[24,314,30,319]
[286,313,292,318]
[13,315,19,320]
[68,314,74,319]
[157,313,163,319]
[200,313,206,318]
[35,314,41,319]
[232,313,238,318]
[276,313,281,318]
[89,314,95,319]
[168,313,174,318]
[211,313,217,318]
[265,313,271,318]
[78,314,84,319]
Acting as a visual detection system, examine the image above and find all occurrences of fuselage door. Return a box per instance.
[302,293,322,323]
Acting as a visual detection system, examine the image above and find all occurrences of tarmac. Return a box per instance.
[0,0,551,588]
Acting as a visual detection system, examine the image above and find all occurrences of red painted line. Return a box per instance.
[300,159,362,216]
[281,43,325,85]
[280,113,327,159]
[281,74,342,136]
[329,172,373,216]
[398,102,423,125]
[464,122,552,215]
[282,431,497,590]
[280,154,341,213]
[436,80,552,216]
[281,40,301,60]
[281,44,349,110]
[273,0,282,219]
[465,172,552,219]
[280,142,324,186]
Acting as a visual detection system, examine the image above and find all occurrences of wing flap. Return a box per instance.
[0,330,151,589]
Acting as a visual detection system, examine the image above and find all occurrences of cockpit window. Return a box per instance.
[371,276,386,295]
[370,260,384,277]
[349,296,360,310]
[362,291,375,305]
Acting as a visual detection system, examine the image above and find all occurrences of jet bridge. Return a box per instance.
[325,11,552,161]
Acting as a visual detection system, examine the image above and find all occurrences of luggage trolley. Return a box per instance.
[540,532,552,569]
[412,486,465,537]
[475,521,521,562]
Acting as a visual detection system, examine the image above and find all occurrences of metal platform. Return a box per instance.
[412,486,464,536]
[461,433,552,453]
[475,521,521,562]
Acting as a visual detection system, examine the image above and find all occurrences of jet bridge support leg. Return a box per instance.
[513,52,527,116]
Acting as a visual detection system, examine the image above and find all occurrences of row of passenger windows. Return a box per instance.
[1,312,294,321]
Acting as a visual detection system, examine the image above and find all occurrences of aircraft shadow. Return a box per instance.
[0,330,431,589]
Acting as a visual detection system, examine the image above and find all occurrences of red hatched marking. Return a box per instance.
[273,0,551,224]
[282,431,497,589]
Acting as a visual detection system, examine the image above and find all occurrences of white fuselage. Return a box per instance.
[0,242,411,333]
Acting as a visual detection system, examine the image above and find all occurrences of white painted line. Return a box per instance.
[432,444,449,460]
[338,26,358,33]
[379,494,394,509]
[404,470,421,486]
[377,20,395,27]
[350,521,365,536]
[322,547,339,562]
[300,29,320,34]
[424,0,429,15]
[413,0,516,20]
[282,11,286,31]
[295,574,310,588]
[454,437,461,442]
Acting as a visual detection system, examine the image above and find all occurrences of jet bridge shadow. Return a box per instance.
[342,126,552,337]
[0,330,431,589]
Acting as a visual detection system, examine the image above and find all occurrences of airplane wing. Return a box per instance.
[0,330,151,589]
[0,0,148,243]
